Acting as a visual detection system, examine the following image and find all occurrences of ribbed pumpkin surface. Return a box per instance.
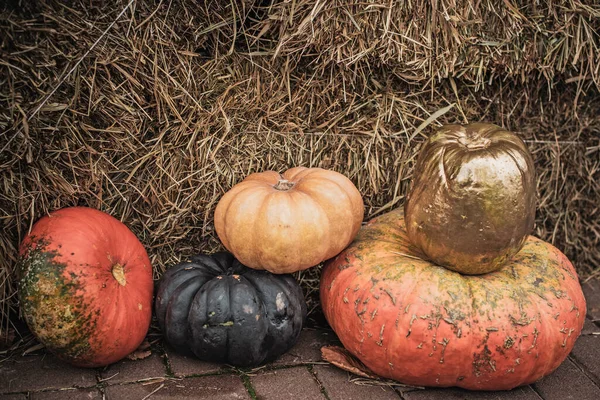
[214,167,364,273]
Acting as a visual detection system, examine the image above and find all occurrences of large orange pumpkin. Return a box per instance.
[320,208,586,391]
[405,123,536,274]
[214,167,364,273]
[18,207,153,367]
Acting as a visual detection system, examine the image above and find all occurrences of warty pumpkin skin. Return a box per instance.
[405,123,536,274]
[155,252,307,367]
[320,208,585,391]
[214,167,364,274]
[18,207,153,367]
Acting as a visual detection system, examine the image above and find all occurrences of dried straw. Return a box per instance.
[0,0,598,345]
[239,0,600,88]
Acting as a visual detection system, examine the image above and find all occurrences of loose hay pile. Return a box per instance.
[0,0,599,341]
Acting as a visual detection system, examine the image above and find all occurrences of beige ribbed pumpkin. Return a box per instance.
[214,167,364,273]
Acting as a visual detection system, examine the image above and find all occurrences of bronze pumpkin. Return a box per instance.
[320,208,586,390]
[214,167,364,274]
[404,123,536,274]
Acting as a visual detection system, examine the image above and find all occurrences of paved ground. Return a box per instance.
[1,279,599,400]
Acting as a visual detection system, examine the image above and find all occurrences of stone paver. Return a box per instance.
[164,347,224,377]
[30,388,103,399]
[533,357,600,400]
[251,366,324,400]
[0,395,27,400]
[272,329,340,366]
[581,318,600,335]
[582,280,600,321]
[403,386,540,399]
[3,326,600,400]
[104,375,249,399]
[100,352,167,384]
[313,364,400,400]
[0,354,97,393]
[570,335,600,385]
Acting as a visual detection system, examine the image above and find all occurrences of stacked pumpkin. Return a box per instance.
[154,166,365,366]
[320,123,587,390]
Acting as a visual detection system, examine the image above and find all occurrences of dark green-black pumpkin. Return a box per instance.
[155,252,307,367]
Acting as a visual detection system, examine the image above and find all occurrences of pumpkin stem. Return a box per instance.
[112,264,127,286]
[273,179,295,191]
[457,135,491,150]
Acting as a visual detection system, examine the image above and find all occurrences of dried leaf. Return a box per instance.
[321,346,379,379]
[127,349,152,361]
[127,340,152,360]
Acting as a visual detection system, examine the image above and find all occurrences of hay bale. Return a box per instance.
[0,0,598,340]
[231,0,600,88]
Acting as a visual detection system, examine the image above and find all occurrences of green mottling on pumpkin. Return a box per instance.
[18,237,95,362]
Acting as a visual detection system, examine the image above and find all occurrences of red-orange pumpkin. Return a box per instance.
[320,208,586,390]
[18,207,153,367]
